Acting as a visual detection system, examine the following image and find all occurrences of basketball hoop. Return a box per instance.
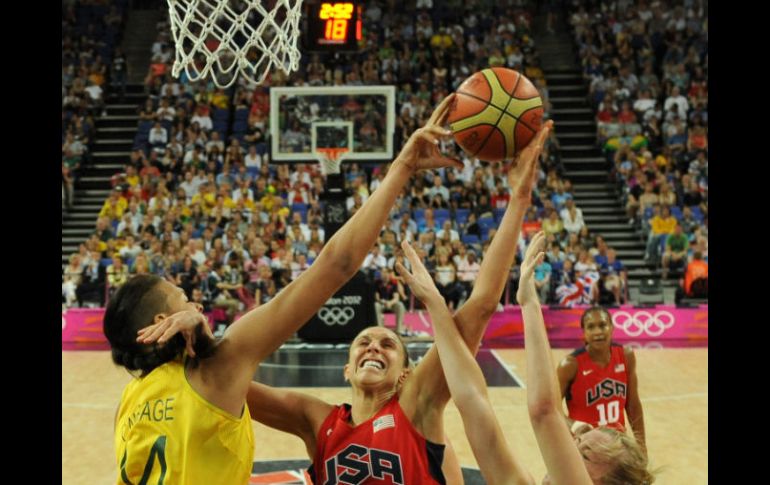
[166,0,303,89]
[317,148,348,176]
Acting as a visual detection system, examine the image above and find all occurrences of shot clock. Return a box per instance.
[303,1,362,52]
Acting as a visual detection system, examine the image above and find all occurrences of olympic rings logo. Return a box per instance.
[318,306,356,326]
[611,311,675,337]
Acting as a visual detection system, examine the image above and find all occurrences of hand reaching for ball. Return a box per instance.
[396,94,464,173]
[507,119,553,201]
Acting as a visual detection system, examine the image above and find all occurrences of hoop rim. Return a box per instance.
[316,147,349,161]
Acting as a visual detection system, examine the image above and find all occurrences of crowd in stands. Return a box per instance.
[62,0,128,211]
[568,0,708,297]
[62,0,708,325]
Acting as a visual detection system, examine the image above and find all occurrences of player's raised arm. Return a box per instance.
[519,232,592,485]
[139,95,463,421]
[396,240,534,485]
[453,119,553,341]
[400,121,553,419]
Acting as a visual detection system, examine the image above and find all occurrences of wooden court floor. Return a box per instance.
[62,348,707,484]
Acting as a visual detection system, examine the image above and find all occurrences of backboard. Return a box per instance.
[269,85,395,163]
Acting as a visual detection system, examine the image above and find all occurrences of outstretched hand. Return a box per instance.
[136,308,213,358]
[395,240,443,304]
[516,231,546,306]
[397,94,464,172]
[507,120,554,200]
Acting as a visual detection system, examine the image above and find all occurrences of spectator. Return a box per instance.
[138,99,157,122]
[428,174,450,202]
[661,223,689,279]
[550,181,572,212]
[374,268,407,336]
[574,250,598,274]
[206,260,242,330]
[84,79,105,116]
[434,252,462,310]
[687,120,708,153]
[542,208,564,238]
[679,206,700,237]
[362,244,387,278]
[118,234,142,261]
[455,249,480,299]
[645,205,677,264]
[417,207,441,233]
[664,86,689,119]
[106,254,129,297]
[600,248,626,305]
[560,199,585,235]
[679,251,708,301]
[111,47,128,99]
[436,220,460,243]
[62,253,84,308]
[156,98,175,122]
[76,249,107,307]
[191,105,214,133]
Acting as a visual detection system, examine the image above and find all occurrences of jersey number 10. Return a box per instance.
[596,401,620,426]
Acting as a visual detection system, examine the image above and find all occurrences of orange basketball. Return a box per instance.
[447,67,544,162]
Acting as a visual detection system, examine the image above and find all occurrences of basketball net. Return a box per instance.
[317,148,348,176]
[166,0,303,89]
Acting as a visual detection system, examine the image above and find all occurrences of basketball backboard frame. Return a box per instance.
[269,85,396,163]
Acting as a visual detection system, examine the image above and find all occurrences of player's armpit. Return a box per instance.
[246,381,333,453]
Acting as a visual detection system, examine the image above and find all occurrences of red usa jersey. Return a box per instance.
[566,343,628,431]
[309,394,445,485]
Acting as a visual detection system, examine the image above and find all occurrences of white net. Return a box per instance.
[318,149,346,176]
[319,157,342,176]
[167,0,303,89]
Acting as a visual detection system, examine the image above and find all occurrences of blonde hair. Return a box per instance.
[594,427,656,485]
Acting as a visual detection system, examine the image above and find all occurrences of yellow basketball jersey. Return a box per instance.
[114,358,254,485]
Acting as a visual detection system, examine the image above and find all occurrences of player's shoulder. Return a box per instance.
[616,343,635,357]
[616,344,637,367]
[568,345,587,359]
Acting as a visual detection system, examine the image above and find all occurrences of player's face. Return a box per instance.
[583,310,613,350]
[345,328,407,389]
[161,281,205,316]
[156,282,214,341]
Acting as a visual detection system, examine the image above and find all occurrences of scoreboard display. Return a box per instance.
[303,1,362,52]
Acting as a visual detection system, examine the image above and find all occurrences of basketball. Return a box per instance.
[448,67,544,162]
